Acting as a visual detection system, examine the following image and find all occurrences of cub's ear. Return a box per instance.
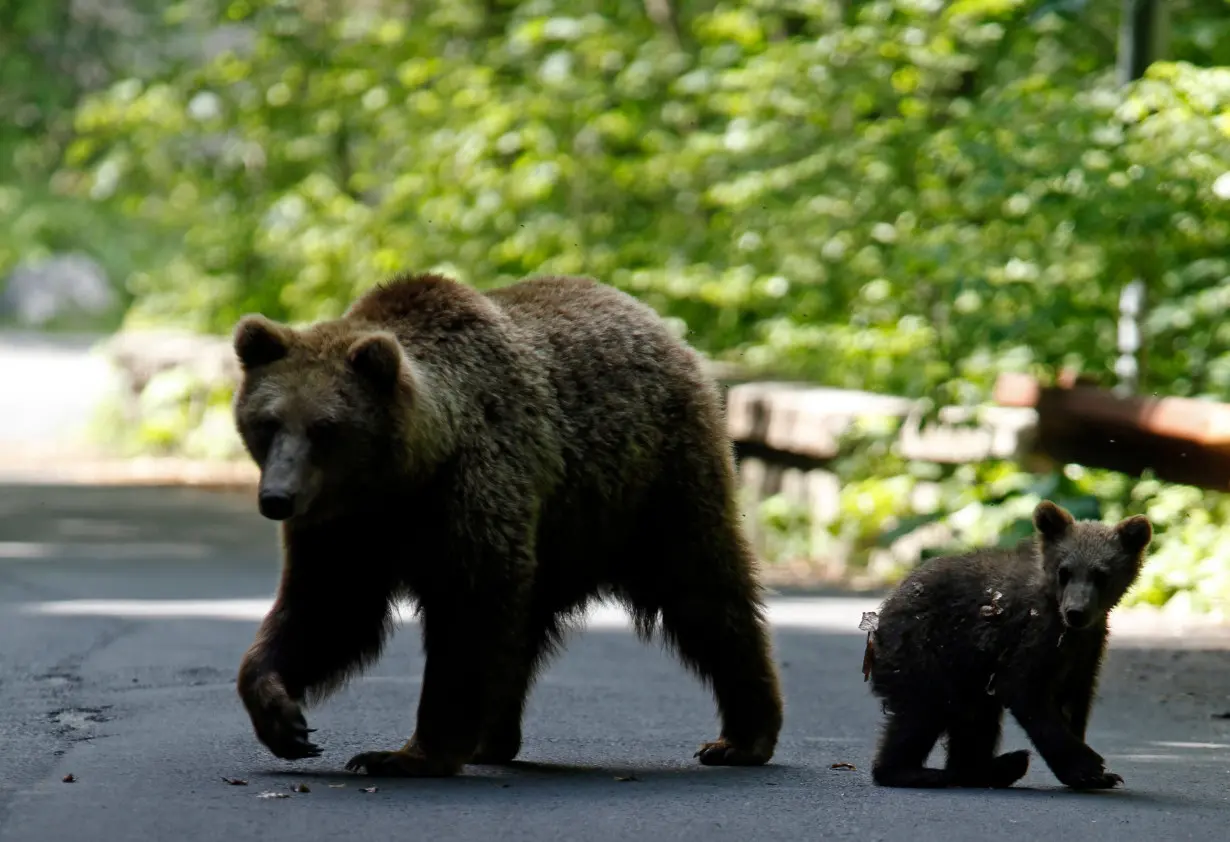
[1115,514,1153,555]
[347,332,405,392]
[234,315,291,371]
[1033,500,1074,542]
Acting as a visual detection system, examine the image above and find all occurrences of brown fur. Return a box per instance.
[867,500,1152,790]
[232,272,784,776]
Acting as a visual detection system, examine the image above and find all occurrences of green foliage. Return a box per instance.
[60,0,1230,401]
[89,364,248,460]
[0,0,172,317]
[822,423,1230,613]
[9,0,1230,611]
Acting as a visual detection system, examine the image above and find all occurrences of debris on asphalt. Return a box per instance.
[292,783,310,793]
[360,786,379,794]
[221,777,248,786]
[860,611,879,681]
[1212,711,1230,719]
[328,783,346,788]
[830,762,856,771]
[256,791,291,799]
[61,774,76,783]
[614,775,640,782]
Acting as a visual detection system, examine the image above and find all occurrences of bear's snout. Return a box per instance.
[258,490,297,521]
[1063,608,1090,629]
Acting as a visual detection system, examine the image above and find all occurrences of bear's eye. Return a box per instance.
[1057,567,1071,586]
[252,416,280,446]
[307,420,342,448]
[1089,568,1107,587]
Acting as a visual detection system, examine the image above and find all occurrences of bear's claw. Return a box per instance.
[248,693,321,760]
[345,748,461,777]
[693,737,772,766]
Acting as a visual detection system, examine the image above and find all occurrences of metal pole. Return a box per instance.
[1116,0,1169,86]
[1113,0,1167,396]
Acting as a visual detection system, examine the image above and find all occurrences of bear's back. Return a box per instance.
[484,275,697,374]
[871,543,1049,701]
[485,274,724,497]
[346,272,728,534]
[489,275,718,442]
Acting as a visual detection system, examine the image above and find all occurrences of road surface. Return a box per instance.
[0,484,1228,842]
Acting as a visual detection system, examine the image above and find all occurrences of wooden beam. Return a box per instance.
[993,373,1230,490]
[726,380,1036,465]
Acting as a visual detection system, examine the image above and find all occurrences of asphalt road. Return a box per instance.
[1,484,1229,842]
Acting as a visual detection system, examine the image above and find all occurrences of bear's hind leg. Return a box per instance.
[872,707,948,788]
[944,703,1029,788]
[620,421,783,766]
[623,527,783,767]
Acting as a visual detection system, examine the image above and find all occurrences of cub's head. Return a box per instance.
[1033,500,1152,631]
[232,314,417,523]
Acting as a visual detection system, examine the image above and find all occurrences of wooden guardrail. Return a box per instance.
[719,378,1039,574]
[994,372,1230,491]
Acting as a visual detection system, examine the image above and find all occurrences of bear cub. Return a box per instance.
[866,500,1152,790]
[230,272,784,777]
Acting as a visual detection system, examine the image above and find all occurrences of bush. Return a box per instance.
[11,0,1230,612]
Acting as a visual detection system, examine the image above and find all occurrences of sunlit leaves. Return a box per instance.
[37,0,1230,408]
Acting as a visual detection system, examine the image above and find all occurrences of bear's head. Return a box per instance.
[1032,500,1152,631]
[231,314,421,524]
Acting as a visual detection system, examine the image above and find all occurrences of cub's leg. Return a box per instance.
[1008,697,1123,790]
[872,706,948,788]
[944,702,1030,788]
[1057,635,1107,741]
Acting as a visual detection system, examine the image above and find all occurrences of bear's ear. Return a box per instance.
[1115,514,1153,555]
[234,315,290,371]
[1033,500,1074,542]
[347,332,405,392]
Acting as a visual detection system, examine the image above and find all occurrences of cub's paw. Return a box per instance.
[693,737,774,767]
[241,678,321,760]
[950,750,1031,789]
[1063,770,1123,791]
[1055,752,1123,791]
[345,747,462,778]
[987,750,1031,788]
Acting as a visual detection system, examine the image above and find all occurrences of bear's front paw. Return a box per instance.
[241,677,321,761]
[345,746,463,778]
[1054,751,1123,791]
[693,736,774,767]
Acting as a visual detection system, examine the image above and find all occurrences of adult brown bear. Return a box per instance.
[231,272,784,777]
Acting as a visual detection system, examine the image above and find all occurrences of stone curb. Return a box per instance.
[0,449,258,491]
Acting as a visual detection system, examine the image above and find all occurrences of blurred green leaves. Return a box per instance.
[45,0,1230,404]
[9,0,1230,611]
